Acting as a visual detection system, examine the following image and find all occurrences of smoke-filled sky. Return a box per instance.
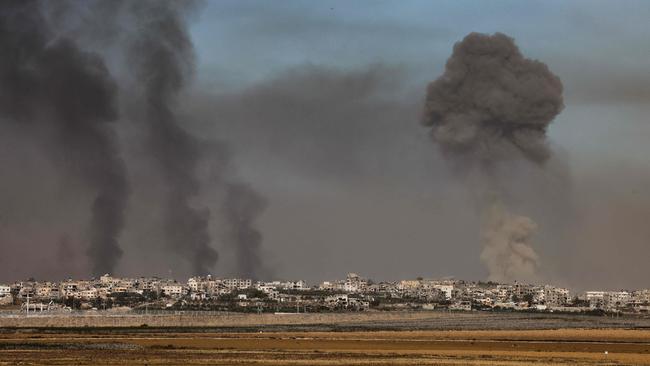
[1,0,649,290]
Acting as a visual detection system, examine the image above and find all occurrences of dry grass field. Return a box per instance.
[2,329,650,365]
[2,312,650,365]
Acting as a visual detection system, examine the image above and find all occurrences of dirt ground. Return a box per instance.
[1,329,650,365]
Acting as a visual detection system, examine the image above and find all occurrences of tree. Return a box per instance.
[512,295,521,303]
[523,293,534,306]
[571,296,589,307]
[64,297,81,310]
[143,290,159,301]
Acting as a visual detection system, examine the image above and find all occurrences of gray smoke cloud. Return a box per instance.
[121,0,269,276]
[0,0,270,279]
[222,183,268,279]
[422,32,563,165]
[422,32,564,282]
[124,1,218,275]
[480,202,540,282]
[0,0,128,275]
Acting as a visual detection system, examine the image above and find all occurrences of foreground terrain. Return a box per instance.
[2,328,650,365]
[2,312,650,365]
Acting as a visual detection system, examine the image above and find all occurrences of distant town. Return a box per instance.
[1,273,648,315]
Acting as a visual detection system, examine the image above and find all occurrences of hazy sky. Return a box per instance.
[1,1,649,290]
[181,1,650,289]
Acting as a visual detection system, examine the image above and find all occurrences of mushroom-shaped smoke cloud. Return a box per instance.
[422,32,564,282]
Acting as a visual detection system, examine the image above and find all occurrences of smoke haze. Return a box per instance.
[1,2,649,291]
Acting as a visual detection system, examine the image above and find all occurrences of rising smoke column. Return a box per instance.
[125,1,219,275]
[222,183,268,279]
[480,202,540,282]
[422,32,564,282]
[0,0,128,275]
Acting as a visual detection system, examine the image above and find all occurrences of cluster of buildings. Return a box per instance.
[1,273,649,314]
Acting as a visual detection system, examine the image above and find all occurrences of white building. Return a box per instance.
[161,284,185,297]
[398,280,421,292]
[223,278,252,290]
[325,294,349,306]
[319,281,344,291]
[100,274,116,285]
[259,280,309,291]
[585,291,606,308]
[188,277,201,292]
[111,285,131,294]
[80,288,99,300]
[632,290,650,304]
[605,291,631,308]
[0,285,10,297]
[344,273,367,293]
[544,287,570,307]
[433,284,454,300]
[282,280,308,290]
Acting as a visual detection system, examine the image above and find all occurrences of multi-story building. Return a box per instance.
[585,291,606,308]
[319,281,345,291]
[80,288,99,300]
[222,278,252,290]
[398,280,421,292]
[0,285,10,297]
[61,280,80,297]
[433,284,454,300]
[544,286,570,307]
[366,282,398,295]
[138,277,161,292]
[258,280,309,291]
[161,283,185,298]
[34,283,61,300]
[632,290,650,304]
[187,277,202,292]
[344,273,367,293]
[605,291,631,309]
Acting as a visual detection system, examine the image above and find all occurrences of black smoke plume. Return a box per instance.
[423,33,563,165]
[422,32,564,282]
[125,1,219,275]
[123,1,269,276]
[0,0,270,278]
[0,0,128,275]
[223,183,268,279]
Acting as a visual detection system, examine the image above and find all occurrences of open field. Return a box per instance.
[3,312,650,365]
[2,329,650,365]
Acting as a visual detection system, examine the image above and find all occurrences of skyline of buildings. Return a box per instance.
[2,272,649,314]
